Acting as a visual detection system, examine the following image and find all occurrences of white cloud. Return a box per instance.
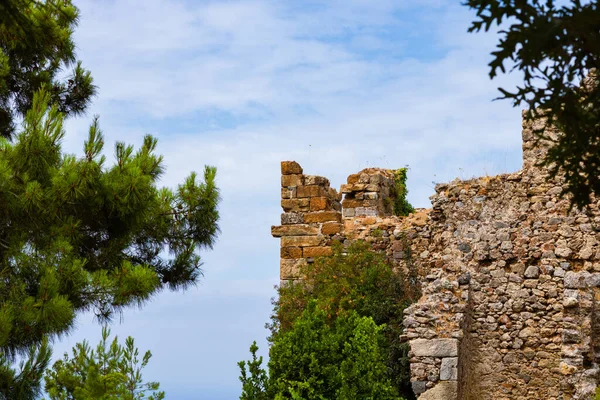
[53,0,530,396]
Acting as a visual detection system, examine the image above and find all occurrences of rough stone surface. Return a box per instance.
[440,357,458,381]
[411,339,458,357]
[273,103,600,400]
[418,381,458,400]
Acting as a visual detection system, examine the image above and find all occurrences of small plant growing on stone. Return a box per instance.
[392,167,414,216]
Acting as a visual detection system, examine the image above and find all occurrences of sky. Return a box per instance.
[49,0,526,398]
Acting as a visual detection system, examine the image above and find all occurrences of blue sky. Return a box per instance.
[50,0,525,398]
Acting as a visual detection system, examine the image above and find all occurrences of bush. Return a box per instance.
[268,303,400,400]
[272,241,417,397]
[239,241,418,399]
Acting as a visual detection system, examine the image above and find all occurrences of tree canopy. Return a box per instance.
[465,0,600,208]
[0,0,96,139]
[0,89,219,396]
[45,327,165,400]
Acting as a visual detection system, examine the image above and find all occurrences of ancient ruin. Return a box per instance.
[272,111,600,399]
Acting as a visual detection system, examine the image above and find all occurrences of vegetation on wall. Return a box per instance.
[239,241,419,399]
[392,168,414,217]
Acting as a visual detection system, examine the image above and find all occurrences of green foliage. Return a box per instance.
[391,168,414,217]
[44,327,164,400]
[0,89,219,396]
[267,303,401,400]
[0,338,50,400]
[260,241,417,398]
[238,342,269,400]
[0,0,96,139]
[465,0,600,208]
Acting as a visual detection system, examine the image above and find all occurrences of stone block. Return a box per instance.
[304,211,342,223]
[418,381,457,400]
[412,381,427,395]
[342,208,355,217]
[271,225,319,237]
[524,265,539,278]
[341,198,363,208]
[281,187,296,199]
[321,222,343,235]
[440,357,458,380]
[310,197,330,211]
[281,174,303,187]
[281,161,303,175]
[564,271,590,288]
[296,185,327,198]
[355,206,378,217]
[347,173,360,184]
[280,258,306,279]
[410,339,458,357]
[281,212,303,225]
[281,198,309,212]
[303,246,332,257]
[281,235,324,247]
[281,247,302,259]
[304,175,329,186]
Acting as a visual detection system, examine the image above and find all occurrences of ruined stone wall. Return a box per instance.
[272,111,600,399]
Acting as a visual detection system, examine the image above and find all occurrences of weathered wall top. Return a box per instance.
[272,110,600,399]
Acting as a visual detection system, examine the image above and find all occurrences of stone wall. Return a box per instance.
[272,111,600,399]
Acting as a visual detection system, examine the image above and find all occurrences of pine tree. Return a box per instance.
[44,327,165,400]
[0,0,96,139]
[0,89,220,397]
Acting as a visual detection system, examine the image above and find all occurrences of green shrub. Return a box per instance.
[240,241,418,399]
[268,303,401,400]
[392,168,414,216]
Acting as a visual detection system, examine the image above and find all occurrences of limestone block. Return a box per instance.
[310,197,330,211]
[280,258,306,279]
[304,175,329,186]
[440,357,458,380]
[271,225,319,237]
[281,235,324,247]
[418,381,458,400]
[303,246,332,257]
[281,187,296,199]
[281,212,303,225]
[410,339,458,357]
[281,198,309,212]
[281,174,303,187]
[321,222,343,235]
[281,161,303,175]
[304,211,342,223]
[296,185,327,198]
[281,247,302,259]
[564,271,591,288]
[342,208,355,217]
[347,174,360,184]
[355,206,378,217]
[342,198,364,209]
